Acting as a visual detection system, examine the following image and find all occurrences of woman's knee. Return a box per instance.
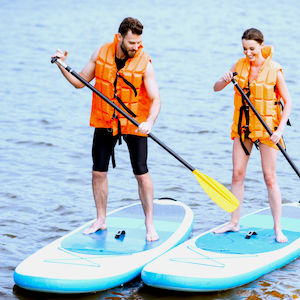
[263,173,278,189]
[232,169,246,185]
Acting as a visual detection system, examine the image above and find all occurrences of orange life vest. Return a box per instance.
[90,34,151,136]
[231,46,285,150]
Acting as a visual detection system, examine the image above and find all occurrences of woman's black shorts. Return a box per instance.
[92,128,148,175]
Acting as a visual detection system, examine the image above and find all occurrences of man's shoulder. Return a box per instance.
[136,49,151,65]
[99,41,114,52]
[96,42,115,62]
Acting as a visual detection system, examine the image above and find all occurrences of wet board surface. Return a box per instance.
[14,199,194,294]
[141,202,300,292]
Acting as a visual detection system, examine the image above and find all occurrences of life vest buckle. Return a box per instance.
[242,125,250,138]
[253,139,260,150]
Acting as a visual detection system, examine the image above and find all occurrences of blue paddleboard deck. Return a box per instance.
[61,202,185,255]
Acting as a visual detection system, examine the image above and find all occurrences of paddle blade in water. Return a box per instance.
[192,169,239,213]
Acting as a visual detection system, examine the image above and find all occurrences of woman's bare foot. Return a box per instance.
[275,227,288,243]
[82,219,107,235]
[213,222,240,234]
[146,223,159,241]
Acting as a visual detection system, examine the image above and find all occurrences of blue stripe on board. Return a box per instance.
[141,246,300,292]
[14,265,142,294]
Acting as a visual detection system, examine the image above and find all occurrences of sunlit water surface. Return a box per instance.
[1,0,300,299]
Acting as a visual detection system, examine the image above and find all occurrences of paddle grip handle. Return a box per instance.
[51,57,58,64]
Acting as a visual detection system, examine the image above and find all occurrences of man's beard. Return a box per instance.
[121,41,136,58]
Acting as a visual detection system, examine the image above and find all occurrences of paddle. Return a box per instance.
[51,57,239,212]
[231,72,300,178]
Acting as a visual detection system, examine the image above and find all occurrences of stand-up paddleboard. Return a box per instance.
[14,198,194,294]
[142,202,300,292]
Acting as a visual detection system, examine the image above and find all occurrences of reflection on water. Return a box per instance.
[1,0,300,299]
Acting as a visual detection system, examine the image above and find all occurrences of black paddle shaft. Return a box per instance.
[231,72,300,178]
[51,57,195,172]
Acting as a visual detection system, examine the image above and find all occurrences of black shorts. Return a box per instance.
[92,128,148,175]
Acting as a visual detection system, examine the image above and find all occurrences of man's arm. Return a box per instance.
[136,61,161,134]
[51,48,100,88]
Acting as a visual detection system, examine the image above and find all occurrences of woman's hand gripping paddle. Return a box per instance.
[231,72,300,178]
[51,57,239,212]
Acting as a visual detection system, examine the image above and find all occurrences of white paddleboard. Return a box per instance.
[141,202,300,292]
[14,198,194,293]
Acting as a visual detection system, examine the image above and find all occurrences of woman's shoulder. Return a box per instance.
[269,60,282,70]
[236,57,247,64]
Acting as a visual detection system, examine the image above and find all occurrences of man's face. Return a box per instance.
[119,30,142,58]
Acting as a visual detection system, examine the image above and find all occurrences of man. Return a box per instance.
[52,17,161,241]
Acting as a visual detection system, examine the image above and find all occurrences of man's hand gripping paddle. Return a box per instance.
[231,72,300,179]
[51,57,239,212]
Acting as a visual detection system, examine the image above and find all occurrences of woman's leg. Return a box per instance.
[260,143,288,243]
[214,137,253,233]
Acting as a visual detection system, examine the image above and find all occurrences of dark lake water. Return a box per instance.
[1,0,300,299]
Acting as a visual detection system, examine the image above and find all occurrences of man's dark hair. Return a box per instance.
[118,17,143,37]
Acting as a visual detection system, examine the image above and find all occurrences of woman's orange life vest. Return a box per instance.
[90,34,151,136]
[231,45,285,150]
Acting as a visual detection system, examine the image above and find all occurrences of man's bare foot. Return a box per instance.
[146,224,159,241]
[82,219,107,235]
[275,228,288,243]
[213,222,240,234]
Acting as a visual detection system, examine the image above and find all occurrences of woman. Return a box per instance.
[213,28,292,243]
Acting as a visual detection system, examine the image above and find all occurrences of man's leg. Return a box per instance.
[124,134,159,241]
[135,172,159,241]
[82,128,115,235]
[82,171,108,234]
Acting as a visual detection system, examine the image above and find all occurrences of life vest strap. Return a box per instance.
[275,100,291,126]
[110,72,138,169]
[114,94,137,118]
[111,113,123,169]
[238,100,251,156]
[117,72,137,97]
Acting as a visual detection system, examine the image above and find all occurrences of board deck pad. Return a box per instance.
[194,206,300,254]
[61,203,185,255]
[195,227,300,255]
